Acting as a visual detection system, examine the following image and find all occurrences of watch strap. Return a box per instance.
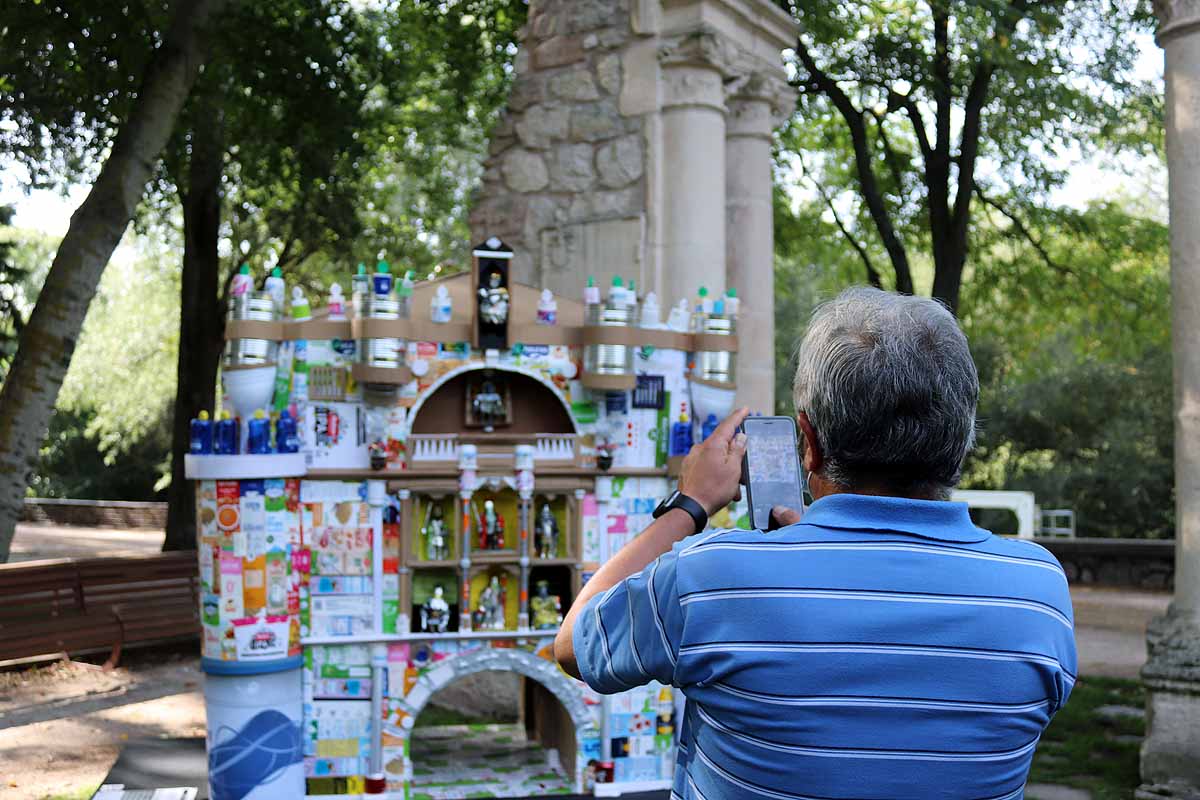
[653,490,708,534]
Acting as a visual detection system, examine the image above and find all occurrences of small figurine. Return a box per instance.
[478,270,510,325]
[477,499,505,550]
[421,503,449,561]
[535,503,559,559]
[472,575,505,630]
[471,379,506,429]
[530,580,562,630]
[368,440,387,471]
[420,585,450,633]
[327,283,346,320]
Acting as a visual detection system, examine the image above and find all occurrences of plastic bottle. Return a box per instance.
[713,298,725,316]
[701,413,719,441]
[276,408,299,454]
[397,270,415,319]
[373,260,393,297]
[248,409,272,454]
[691,286,710,332]
[669,412,693,457]
[189,410,213,455]
[537,288,558,325]
[610,276,627,308]
[291,286,312,321]
[214,411,239,455]
[667,299,690,332]
[327,283,346,320]
[639,292,661,328]
[230,263,253,297]
[264,267,286,314]
[430,284,453,323]
[352,262,371,317]
[725,287,740,319]
[583,275,601,307]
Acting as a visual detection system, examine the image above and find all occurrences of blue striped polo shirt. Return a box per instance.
[573,493,1077,800]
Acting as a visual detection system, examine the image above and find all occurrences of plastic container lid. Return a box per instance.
[270,267,282,278]
[253,409,266,420]
[219,410,232,421]
[357,262,367,275]
[376,260,390,273]
[239,263,250,275]
[198,410,210,421]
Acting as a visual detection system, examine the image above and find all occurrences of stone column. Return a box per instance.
[725,74,792,412]
[1140,3,1200,796]
[658,31,730,300]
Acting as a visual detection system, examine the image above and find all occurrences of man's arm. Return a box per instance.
[554,407,750,679]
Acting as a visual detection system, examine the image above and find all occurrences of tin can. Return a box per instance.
[361,296,404,369]
[225,291,279,368]
[693,313,736,384]
[584,301,634,377]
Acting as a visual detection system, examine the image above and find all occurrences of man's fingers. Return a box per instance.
[729,431,747,458]
[711,407,750,444]
[770,505,803,526]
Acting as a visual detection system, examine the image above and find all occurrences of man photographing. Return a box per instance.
[555,287,1076,799]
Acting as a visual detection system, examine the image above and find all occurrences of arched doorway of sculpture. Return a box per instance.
[391,645,596,798]
[408,363,579,436]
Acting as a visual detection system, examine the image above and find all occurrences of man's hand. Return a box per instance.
[677,407,750,515]
[770,505,803,529]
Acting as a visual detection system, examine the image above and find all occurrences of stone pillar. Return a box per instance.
[1140,3,1200,796]
[658,31,730,300]
[725,74,792,412]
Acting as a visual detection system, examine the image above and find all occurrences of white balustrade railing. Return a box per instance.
[410,435,460,462]
[534,435,577,462]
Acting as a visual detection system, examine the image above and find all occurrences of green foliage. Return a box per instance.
[31,406,167,500]
[0,222,56,381]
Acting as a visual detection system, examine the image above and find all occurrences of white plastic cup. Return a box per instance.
[205,666,304,800]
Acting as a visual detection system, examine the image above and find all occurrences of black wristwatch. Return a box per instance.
[652,490,708,534]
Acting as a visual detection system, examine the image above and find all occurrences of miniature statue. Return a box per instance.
[471,379,506,429]
[472,575,505,630]
[535,503,559,559]
[477,270,510,325]
[421,503,449,561]
[420,585,450,634]
[530,580,562,630]
[477,499,505,550]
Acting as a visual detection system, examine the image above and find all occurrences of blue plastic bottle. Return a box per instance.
[189,410,213,455]
[247,409,272,454]
[701,413,719,441]
[214,411,239,455]
[669,412,693,457]
[276,409,299,454]
[373,260,393,297]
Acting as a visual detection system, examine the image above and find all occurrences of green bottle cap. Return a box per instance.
[377,260,390,274]
[587,275,595,287]
[612,276,623,287]
[357,262,367,275]
[238,263,250,274]
[271,267,282,278]
[628,279,636,292]
[726,287,736,298]
[698,286,709,298]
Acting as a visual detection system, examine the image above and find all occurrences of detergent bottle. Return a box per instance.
[247,409,272,454]
[430,284,453,323]
[264,267,286,315]
[189,410,213,455]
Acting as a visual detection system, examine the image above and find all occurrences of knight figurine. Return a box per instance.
[472,379,506,428]
[421,503,449,561]
[477,271,510,325]
[478,499,505,550]
[420,585,450,634]
[473,575,505,631]
[535,503,559,559]
[530,580,562,630]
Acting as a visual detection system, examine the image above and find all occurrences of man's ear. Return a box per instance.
[796,412,823,473]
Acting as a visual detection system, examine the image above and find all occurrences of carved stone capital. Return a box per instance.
[726,71,797,134]
[1156,0,1200,45]
[658,26,743,78]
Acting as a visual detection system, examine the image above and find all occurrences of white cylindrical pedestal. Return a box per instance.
[205,665,304,800]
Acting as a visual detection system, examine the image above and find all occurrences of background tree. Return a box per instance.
[0,0,228,561]
[776,0,1159,312]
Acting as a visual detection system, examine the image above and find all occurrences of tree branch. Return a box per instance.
[870,110,910,199]
[885,89,933,164]
[801,156,883,289]
[794,37,914,294]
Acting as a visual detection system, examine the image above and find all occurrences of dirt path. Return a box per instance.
[8,524,163,563]
[0,653,203,800]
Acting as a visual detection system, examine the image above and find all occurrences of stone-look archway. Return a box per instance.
[1140,4,1200,797]
[396,647,597,793]
[469,0,796,412]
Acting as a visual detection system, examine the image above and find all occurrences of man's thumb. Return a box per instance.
[770,506,803,527]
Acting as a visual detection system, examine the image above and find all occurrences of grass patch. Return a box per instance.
[42,788,98,800]
[1028,676,1144,800]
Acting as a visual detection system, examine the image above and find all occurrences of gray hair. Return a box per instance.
[792,287,978,499]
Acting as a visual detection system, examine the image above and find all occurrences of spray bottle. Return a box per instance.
[231,263,253,297]
[327,284,346,320]
[397,269,415,319]
[264,267,286,315]
[667,299,690,332]
[639,292,661,329]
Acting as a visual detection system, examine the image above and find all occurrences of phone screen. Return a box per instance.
[743,416,805,530]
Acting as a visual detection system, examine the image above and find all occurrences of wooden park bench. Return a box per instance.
[0,551,200,668]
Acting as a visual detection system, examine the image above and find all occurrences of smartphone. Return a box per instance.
[740,415,805,530]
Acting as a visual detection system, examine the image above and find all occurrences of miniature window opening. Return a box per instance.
[473,237,513,350]
[465,370,511,431]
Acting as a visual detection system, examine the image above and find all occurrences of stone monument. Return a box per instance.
[470,0,795,411]
[1140,3,1200,797]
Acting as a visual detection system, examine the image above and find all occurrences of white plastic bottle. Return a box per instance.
[667,298,690,332]
[264,267,286,314]
[430,285,453,323]
[327,283,346,320]
[640,292,662,328]
[291,287,312,321]
[537,288,558,325]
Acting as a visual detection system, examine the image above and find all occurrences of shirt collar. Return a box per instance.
[799,493,990,544]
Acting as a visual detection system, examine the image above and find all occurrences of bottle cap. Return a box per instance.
[587,275,595,287]
[376,260,390,274]
[198,410,210,421]
[628,279,636,293]
[612,276,623,287]
[357,262,367,275]
[271,267,282,278]
[220,410,232,421]
[279,408,291,421]
[698,286,708,298]
[680,411,689,423]
[330,283,344,299]
[726,287,737,298]
[239,263,249,275]
[254,409,266,420]
[540,288,554,303]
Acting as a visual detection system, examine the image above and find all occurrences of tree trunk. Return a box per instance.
[163,113,226,553]
[0,0,229,563]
